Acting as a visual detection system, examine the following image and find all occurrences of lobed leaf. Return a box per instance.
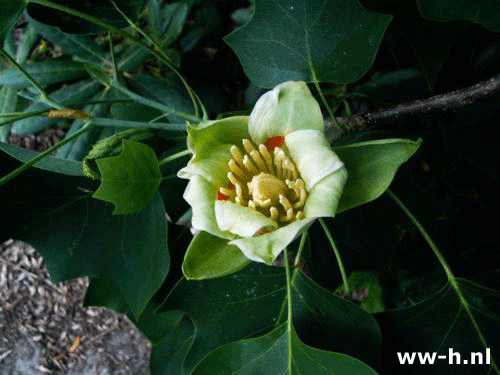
[93,139,162,215]
[0,152,169,319]
[193,323,378,375]
[225,0,392,88]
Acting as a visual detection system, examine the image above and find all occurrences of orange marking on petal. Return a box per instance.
[255,228,272,236]
[217,192,230,200]
[265,136,285,151]
[227,182,235,189]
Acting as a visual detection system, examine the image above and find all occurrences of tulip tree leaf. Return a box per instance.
[0,152,169,319]
[182,231,251,280]
[192,323,378,375]
[27,0,146,34]
[224,0,392,88]
[0,0,25,44]
[29,17,107,64]
[334,138,422,213]
[93,139,162,215]
[83,277,130,314]
[0,85,18,142]
[0,59,87,88]
[150,314,196,375]
[157,265,380,373]
[418,0,500,32]
[377,279,500,374]
[158,263,286,373]
[0,141,83,176]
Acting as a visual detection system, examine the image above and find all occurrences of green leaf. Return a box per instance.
[0,164,169,316]
[157,266,381,373]
[29,17,107,64]
[158,263,287,373]
[83,277,129,314]
[0,85,18,142]
[193,323,378,375]
[0,0,25,44]
[292,271,381,369]
[0,141,83,176]
[337,271,385,313]
[57,96,111,161]
[15,22,39,64]
[0,59,87,88]
[160,2,189,48]
[147,0,161,38]
[224,0,392,88]
[27,0,146,34]
[11,79,101,135]
[334,138,422,213]
[418,0,500,32]
[93,139,162,215]
[150,314,196,375]
[377,279,500,374]
[0,152,169,319]
[131,74,195,123]
[182,231,251,280]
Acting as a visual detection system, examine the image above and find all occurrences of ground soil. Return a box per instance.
[0,240,151,375]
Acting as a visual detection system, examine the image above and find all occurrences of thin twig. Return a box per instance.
[326,73,500,140]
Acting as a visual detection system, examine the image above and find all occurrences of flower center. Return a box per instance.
[218,138,307,224]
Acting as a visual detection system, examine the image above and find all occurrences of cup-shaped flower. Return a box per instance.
[178,81,347,264]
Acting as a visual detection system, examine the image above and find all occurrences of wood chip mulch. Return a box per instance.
[0,239,151,375]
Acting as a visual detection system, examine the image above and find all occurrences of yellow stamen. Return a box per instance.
[293,188,307,209]
[250,151,268,172]
[243,155,259,174]
[220,138,308,227]
[230,145,245,167]
[243,139,256,154]
[228,159,248,181]
[259,144,275,174]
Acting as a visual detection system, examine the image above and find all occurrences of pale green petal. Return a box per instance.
[187,116,249,161]
[248,82,323,145]
[230,218,315,264]
[178,145,231,186]
[304,167,348,218]
[183,175,232,239]
[182,231,250,280]
[215,201,278,237]
[285,130,344,191]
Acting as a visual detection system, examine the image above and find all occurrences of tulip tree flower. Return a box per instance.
[178,81,347,269]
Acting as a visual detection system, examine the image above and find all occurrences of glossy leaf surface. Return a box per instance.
[157,265,381,373]
[377,279,500,374]
[334,138,422,213]
[0,0,25,43]
[193,323,378,375]
[225,0,392,87]
[0,152,169,319]
[93,139,162,215]
[0,59,87,88]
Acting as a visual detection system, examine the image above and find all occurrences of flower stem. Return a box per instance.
[0,48,64,110]
[319,218,350,296]
[293,232,307,267]
[0,124,93,187]
[158,149,190,167]
[283,247,293,370]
